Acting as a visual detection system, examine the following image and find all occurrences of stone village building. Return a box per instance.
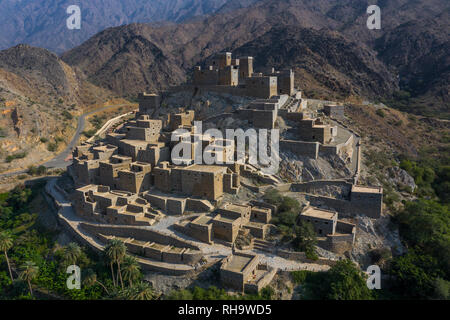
[66,53,384,292]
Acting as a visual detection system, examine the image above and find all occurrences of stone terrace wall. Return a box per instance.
[305,193,381,219]
[305,194,351,215]
[321,234,354,254]
[80,222,200,250]
[277,249,337,266]
[280,140,319,159]
[291,180,352,196]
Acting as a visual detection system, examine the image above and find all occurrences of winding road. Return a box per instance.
[0,104,129,178]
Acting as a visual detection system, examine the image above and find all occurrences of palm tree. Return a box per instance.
[83,268,109,295]
[63,242,82,266]
[0,231,14,282]
[105,239,126,289]
[126,281,155,300]
[121,255,141,288]
[103,243,115,287]
[19,261,39,296]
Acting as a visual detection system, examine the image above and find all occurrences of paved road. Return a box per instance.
[0,104,129,178]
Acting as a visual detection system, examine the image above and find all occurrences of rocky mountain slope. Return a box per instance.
[60,0,449,117]
[232,26,398,100]
[0,44,115,173]
[0,0,259,54]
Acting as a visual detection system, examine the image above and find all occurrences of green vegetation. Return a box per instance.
[264,189,300,240]
[291,260,373,300]
[375,108,385,117]
[82,129,97,138]
[47,142,58,152]
[5,152,27,163]
[399,157,449,202]
[89,114,107,130]
[39,137,48,143]
[0,184,156,300]
[263,189,318,258]
[46,137,64,152]
[380,147,450,299]
[388,200,450,299]
[27,165,47,176]
[167,285,274,300]
[382,90,450,120]
[62,110,73,121]
[292,221,318,260]
[0,127,6,138]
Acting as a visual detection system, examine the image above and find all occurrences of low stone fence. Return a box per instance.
[57,214,103,253]
[96,233,202,266]
[79,222,200,250]
[276,249,337,266]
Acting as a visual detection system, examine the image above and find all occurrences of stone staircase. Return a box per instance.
[252,239,275,253]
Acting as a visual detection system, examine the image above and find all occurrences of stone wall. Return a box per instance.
[276,249,337,266]
[305,193,381,219]
[79,223,200,250]
[280,140,319,159]
[291,180,352,196]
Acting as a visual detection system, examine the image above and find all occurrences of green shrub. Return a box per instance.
[47,142,58,152]
[27,165,47,176]
[375,109,385,117]
[82,129,97,138]
[0,127,6,138]
[62,110,73,120]
[5,152,27,163]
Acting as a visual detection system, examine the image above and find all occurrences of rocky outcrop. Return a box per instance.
[386,166,416,192]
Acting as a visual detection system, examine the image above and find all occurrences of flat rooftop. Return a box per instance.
[225,254,255,273]
[301,207,336,220]
[221,203,249,213]
[119,139,151,147]
[183,164,228,174]
[352,185,383,194]
[193,215,213,225]
[213,214,238,224]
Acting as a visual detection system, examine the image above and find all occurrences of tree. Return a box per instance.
[326,260,373,300]
[83,268,109,295]
[63,242,82,266]
[396,199,450,277]
[121,255,141,288]
[432,278,450,300]
[105,239,126,289]
[293,221,318,259]
[0,231,14,282]
[390,251,441,299]
[301,260,373,300]
[126,281,155,300]
[19,261,39,296]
